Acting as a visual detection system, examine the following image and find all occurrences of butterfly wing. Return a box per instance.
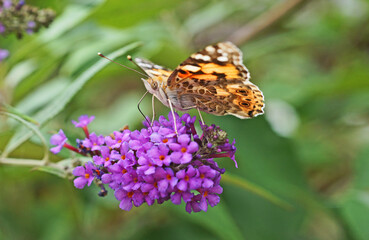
[166,41,264,118]
[135,58,172,84]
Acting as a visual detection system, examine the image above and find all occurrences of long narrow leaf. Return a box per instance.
[0,112,48,162]
[171,202,244,240]
[222,174,293,210]
[2,43,141,157]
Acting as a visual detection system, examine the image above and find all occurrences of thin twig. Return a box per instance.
[228,0,308,45]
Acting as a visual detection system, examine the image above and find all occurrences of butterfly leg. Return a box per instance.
[151,94,156,126]
[168,99,178,136]
[137,91,151,128]
[197,108,205,125]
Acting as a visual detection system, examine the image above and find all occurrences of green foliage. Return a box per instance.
[1,0,369,239]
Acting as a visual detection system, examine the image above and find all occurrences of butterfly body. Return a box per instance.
[136,41,264,119]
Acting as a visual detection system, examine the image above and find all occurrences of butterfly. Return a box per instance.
[135,41,264,121]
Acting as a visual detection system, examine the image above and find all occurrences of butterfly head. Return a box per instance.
[141,77,159,94]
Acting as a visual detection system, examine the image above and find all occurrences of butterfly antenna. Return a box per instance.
[126,55,150,76]
[97,53,149,78]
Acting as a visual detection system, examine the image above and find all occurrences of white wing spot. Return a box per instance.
[194,54,211,61]
[182,65,201,72]
[154,65,164,69]
[205,46,215,53]
[217,56,228,62]
[139,63,153,68]
[149,70,161,75]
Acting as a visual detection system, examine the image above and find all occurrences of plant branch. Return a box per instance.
[0,157,52,167]
[228,0,309,45]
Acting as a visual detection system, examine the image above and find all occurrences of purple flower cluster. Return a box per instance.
[0,0,55,39]
[50,113,237,213]
[0,0,55,62]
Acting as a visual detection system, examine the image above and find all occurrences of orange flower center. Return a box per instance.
[162,138,168,143]
[203,191,208,197]
[95,170,101,176]
[105,157,110,161]
[200,173,205,179]
[122,169,127,174]
[134,177,138,183]
[166,174,172,180]
[184,175,190,181]
[181,147,187,153]
[159,155,165,161]
[154,182,158,188]
[121,155,126,160]
[127,191,133,198]
[84,173,90,179]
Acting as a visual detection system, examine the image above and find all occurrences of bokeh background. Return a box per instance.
[1,0,369,239]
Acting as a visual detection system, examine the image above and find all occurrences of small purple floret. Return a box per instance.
[50,129,67,154]
[27,21,36,28]
[0,49,9,61]
[72,162,96,189]
[3,0,12,9]
[72,115,95,128]
[0,24,5,34]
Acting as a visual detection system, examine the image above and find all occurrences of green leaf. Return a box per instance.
[210,116,307,239]
[184,2,235,35]
[353,147,369,189]
[92,92,149,134]
[91,0,183,29]
[222,174,293,210]
[3,42,141,156]
[339,190,369,240]
[170,202,244,240]
[15,77,69,115]
[35,165,67,178]
[0,112,48,161]
[2,103,39,125]
[3,60,38,89]
[336,147,369,240]
[39,2,105,43]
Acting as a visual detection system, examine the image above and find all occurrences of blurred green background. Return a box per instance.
[1,0,369,239]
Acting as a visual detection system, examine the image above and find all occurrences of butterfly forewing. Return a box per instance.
[165,42,264,118]
[135,58,172,82]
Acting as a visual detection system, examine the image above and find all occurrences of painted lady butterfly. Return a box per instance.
[136,41,264,119]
